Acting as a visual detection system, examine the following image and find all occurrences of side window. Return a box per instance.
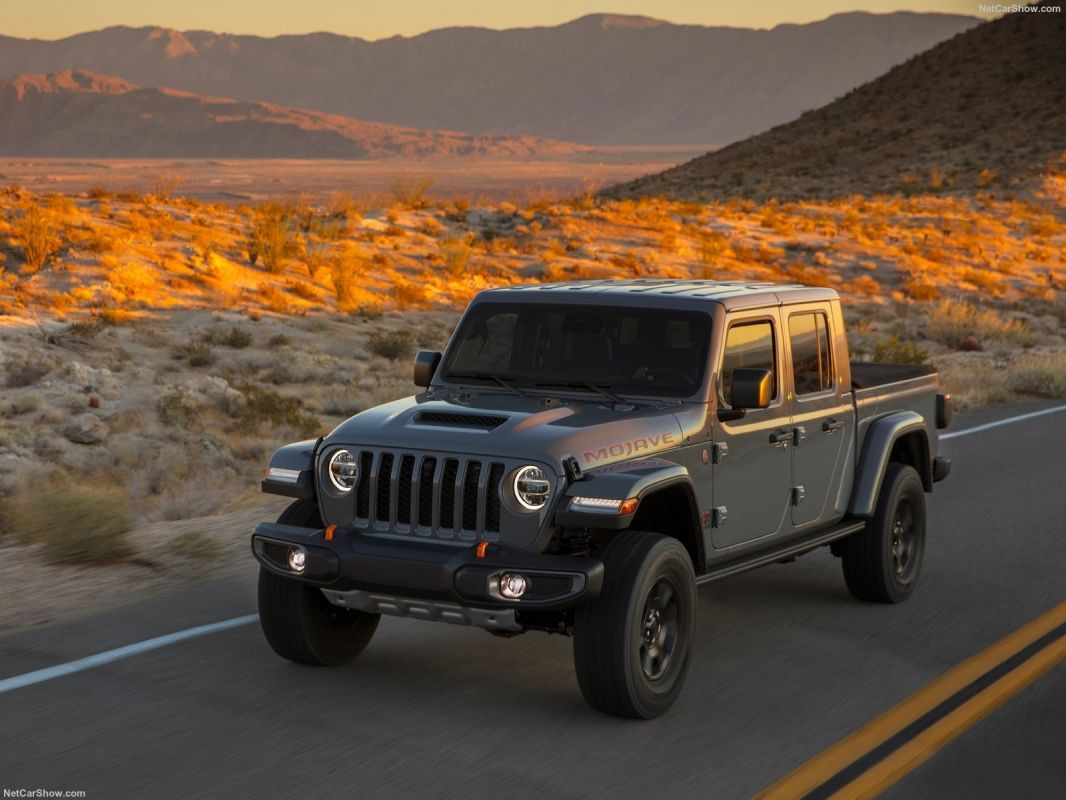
[789,312,833,396]
[720,320,776,406]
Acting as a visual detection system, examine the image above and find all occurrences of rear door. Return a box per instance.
[785,305,854,526]
[711,310,793,548]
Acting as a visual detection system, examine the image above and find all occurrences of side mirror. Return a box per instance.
[413,350,442,388]
[729,368,772,410]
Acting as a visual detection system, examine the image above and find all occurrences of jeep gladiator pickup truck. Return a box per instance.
[252,280,952,718]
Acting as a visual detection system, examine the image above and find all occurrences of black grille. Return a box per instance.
[525,574,574,599]
[416,412,507,429]
[461,461,482,531]
[439,459,458,529]
[356,451,373,518]
[396,455,415,525]
[351,450,508,540]
[485,463,504,533]
[375,453,394,521]
[417,457,436,527]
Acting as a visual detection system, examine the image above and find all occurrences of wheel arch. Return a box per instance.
[849,412,932,518]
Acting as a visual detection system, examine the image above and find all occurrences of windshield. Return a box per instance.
[442,302,712,398]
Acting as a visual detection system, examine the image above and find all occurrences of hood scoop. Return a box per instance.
[415,411,508,430]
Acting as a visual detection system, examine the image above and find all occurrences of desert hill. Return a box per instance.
[0,12,978,146]
[610,5,1066,199]
[0,70,584,158]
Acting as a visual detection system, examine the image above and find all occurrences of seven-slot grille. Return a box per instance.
[353,451,506,541]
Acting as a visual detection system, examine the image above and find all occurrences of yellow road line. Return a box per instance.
[756,600,1066,800]
[830,635,1066,799]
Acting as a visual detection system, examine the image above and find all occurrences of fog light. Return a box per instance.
[288,548,307,573]
[498,573,527,599]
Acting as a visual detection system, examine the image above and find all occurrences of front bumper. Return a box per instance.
[251,522,604,615]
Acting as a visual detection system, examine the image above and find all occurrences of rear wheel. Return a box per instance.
[841,463,926,603]
[573,531,696,719]
[257,499,380,666]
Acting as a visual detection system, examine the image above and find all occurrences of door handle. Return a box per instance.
[822,419,845,433]
[769,429,792,446]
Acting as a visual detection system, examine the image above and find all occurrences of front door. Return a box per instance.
[786,307,853,526]
[711,313,793,548]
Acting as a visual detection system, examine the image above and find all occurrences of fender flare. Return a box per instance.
[261,438,320,499]
[555,459,697,531]
[848,412,930,518]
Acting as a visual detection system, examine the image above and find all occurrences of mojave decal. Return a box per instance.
[582,432,677,464]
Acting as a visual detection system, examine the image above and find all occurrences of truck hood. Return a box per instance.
[323,390,694,475]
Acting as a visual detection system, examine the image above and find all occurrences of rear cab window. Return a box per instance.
[788,311,834,396]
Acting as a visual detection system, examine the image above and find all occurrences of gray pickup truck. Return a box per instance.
[252,280,952,718]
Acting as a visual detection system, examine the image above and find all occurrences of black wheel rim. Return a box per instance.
[890,499,919,583]
[639,578,680,681]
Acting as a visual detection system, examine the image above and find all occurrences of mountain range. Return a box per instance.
[611,5,1065,199]
[0,69,583,158]
[0,12,979,147]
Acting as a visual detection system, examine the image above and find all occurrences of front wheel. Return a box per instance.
[573,532,696,719]
[841,463,926,603]
[257,499,380,666]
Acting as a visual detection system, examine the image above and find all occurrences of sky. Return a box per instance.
[2,0,995,40]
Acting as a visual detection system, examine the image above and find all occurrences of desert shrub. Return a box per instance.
[203,325,253,349]
[285,277,320,302]
[329,248,367,311]
[106,260,159,301]
[440,237,473,277]
[12,200,62,273]
[388,176,434,209]
[87,186,112,201]
[903,277,940,301]
[248,203,300,273]
[392,281,427,310]
[5,361,49,388]
[10,483,133,564]
[927,299,1033,348]
[166,530,222,559]
[171,340,217,367]
[1008,355,1066,398]
[868,334,929,364]
[367,329,414,361]
[156,387,205,429]
[257,282,291,313]
[152,171,186,200]
[231,385,320,435]
[267,334,290,349]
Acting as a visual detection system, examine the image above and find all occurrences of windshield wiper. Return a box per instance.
[447,371,531,399]
[534,381,627,405]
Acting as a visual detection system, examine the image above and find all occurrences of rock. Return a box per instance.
[959,334,983,352]
[88,394,101,409]
[63,412,110,444]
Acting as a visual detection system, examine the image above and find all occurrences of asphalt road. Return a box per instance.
[1,402,1064,799]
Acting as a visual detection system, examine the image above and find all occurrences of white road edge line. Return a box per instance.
[0,614,259,696]
[940,404,1066,440]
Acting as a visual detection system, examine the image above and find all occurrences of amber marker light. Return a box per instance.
[476,541,490,559]
[324,524,337,541]
[619,498,639,515]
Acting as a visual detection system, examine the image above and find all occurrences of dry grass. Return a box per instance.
[9,484,133,563]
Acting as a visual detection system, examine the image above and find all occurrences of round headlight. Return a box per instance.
[513,465,551,511]
[327,449,358,492]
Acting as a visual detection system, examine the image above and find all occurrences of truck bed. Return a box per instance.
[850,362,937,390]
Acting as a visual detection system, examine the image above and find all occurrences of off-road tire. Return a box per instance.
[258,499,380,666]
[841,463,926,603]
[573,531,696,719]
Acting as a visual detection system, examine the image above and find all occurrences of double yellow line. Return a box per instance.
[756,600,1066,799]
